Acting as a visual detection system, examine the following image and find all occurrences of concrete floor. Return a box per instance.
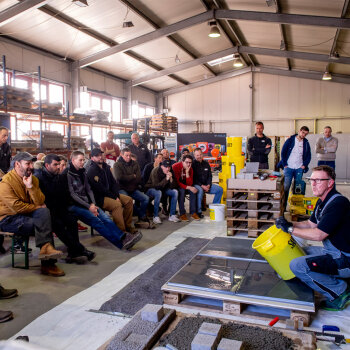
[0,219,189,340]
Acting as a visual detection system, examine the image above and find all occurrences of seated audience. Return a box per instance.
[192,148,223,217]
[87,148,140,236]
[142,153,163,186]
[145,159,180,224]
[113,148,150,227]
[172,155,200,222]
[58,155,68,173]
[0,152,64,276]
[36,154,95,264]
[66,151,141,250]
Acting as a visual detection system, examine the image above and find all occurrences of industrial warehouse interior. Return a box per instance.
[1,0,350,349]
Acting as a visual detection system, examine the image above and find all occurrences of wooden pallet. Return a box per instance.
[226,189,283,200]
[163,291,312,327]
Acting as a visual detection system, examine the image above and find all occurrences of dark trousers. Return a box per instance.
[0,208,53,248]
[51,210,85,257]
[178,188,196,215]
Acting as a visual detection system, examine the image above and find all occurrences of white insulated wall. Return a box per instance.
[168,72,350,136]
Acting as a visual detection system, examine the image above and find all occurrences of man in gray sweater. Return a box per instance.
[315,126,338,170]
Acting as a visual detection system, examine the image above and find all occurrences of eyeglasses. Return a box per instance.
[308,178,330,184]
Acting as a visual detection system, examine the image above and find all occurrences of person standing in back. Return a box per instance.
[315,126,338,170]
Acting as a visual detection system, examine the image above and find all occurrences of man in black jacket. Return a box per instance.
[36,154,95,263]
[247,122,272,169]
[128,133,151,171]
[87,148,137,235]
[66,151,141,250]
[193,148,223,218]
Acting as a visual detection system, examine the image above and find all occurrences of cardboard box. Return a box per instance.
[228,177,282,191]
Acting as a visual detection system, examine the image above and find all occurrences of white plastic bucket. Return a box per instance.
[209,204,226,222]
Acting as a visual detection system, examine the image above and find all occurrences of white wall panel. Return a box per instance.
[133,87,156,106]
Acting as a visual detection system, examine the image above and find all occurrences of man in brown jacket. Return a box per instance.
[0,152,65,277]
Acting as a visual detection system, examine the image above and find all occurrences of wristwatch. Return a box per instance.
[288,226,294,234]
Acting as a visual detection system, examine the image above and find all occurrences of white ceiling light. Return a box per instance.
[322,71,332,80]
[208,54,235,66]
[208,21,221,38]
[233,54,244,68]
[123,6,134,28]
[72,0,88,7]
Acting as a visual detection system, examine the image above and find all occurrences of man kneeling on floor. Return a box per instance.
[87,148,140,236]
[0,152,65,276]
[36,154,95,264]
[275,165,350,311]
[66,151,141,250]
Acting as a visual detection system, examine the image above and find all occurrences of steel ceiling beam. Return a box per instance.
[119,0,216,77]
[275,0,291,70]
[38,4,188,85]
[76,10,214,68]
[216,9,350,29]
[163,67,252,96]
[0,0,49,26]
[132,45,350,86]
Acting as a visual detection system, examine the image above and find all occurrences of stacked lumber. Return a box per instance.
[24,130,64,149]
[0,86,34,113]
[149,114,178,132]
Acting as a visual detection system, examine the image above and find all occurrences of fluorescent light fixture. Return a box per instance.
[208,21,221,38]
[233,54,244,68]
[72,0,88,7]
[207,54,235,66]
[322,71,332,80]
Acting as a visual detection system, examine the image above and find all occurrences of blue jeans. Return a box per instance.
[68,206,125,249]
[178,188,196,215]
[290,240,350,300]
[119,190,149,219]
[283,167,303,203]
[317,160,335,170]
[146,188,178,216]
[194,184,223,213]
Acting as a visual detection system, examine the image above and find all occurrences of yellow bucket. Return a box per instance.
[252,225,305,280]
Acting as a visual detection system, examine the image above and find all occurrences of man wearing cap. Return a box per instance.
[0,152,65,276]
[87,149,140,236]
[192,148,223,218]
[66,151,142,250]
[145,159,179,224]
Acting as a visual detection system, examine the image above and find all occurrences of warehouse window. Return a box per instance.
[91,96,101,110]
[14,79,28,89]
[32,83,47,101]
[112,99,121,122]
[49,84,64,104]
[0,72,10,86]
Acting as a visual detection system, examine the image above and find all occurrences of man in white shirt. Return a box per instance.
[279,126,311,203]
[315,126,338,170]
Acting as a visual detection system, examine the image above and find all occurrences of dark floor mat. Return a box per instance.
[100,237,209,315]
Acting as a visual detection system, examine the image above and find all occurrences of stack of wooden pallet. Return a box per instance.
[24,130,64,149]
[64,136,85,149]
[0,86,34,113]
[226,175,284,237]
[32,101,63,117]
[149,114,178,132]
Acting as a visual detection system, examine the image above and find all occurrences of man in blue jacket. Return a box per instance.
[279,126,311,202]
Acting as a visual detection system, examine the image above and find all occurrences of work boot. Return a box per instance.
[0,285,18,299]
[122,232,143,250]
[180,214,189,222]
[41,263,65,277]
[0,310,13,323]
[320,287,350,311]
[191,213,200,221]
[38,243,63,260]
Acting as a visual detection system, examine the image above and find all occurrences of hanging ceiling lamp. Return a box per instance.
[208,21,221,38]
[233,54,244,68]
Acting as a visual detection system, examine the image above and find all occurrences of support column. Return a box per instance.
[125,81,132,120]
[156,92,164,114]
[250,71,255,137]
[71,64,80,111]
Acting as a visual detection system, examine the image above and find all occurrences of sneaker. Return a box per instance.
[122,232,143,250]
[78,223,88,232]
[320,287,350,311]
[191,213,200,221]
[153,216,162,224]
[65,255,88,265]
[0,285,18,299]
[180,214,189,222]
[83,249,96,262]
[10,244,32,255]
[168,215,180,222]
